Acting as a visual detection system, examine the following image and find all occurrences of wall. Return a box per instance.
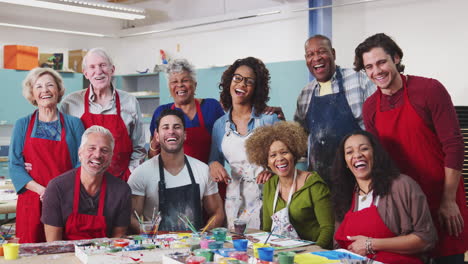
[332,0,468,105]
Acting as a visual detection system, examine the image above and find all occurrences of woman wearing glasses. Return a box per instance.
[209,57,280,230]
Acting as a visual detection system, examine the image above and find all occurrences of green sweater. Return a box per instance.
[262,171,334,249]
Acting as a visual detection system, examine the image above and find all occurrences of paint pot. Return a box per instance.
[194,248,214,261]
[187,236,201,251]
[257,247,275,262]
[277,251,296,264]
[200,239,214,249]
[228,251,249,262]
[168,251,190,263]
[208,241,224,250]
[139,220,158,239]
[185,255,206,264]
[113,239,130,247]
[3,243,20,260]
[233,239,248,251]
[217,248,236,257]
[252,243,270,259]
[233,219,247,235]
[211,227,228,242]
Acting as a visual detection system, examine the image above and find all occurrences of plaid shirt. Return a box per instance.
[294,66,376,131]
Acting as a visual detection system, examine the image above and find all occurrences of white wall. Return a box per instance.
[112,3,309,74]
[332,0,468,105]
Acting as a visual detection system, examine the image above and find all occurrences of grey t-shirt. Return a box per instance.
[41,168,132,237]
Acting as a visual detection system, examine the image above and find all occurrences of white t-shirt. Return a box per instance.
[128,155,218,221]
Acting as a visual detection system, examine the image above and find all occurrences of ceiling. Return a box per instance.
[0,0,308,31]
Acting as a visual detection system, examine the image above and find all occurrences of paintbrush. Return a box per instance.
[178,215,197,233]
[134,210,142,224]
[201,216,216,234]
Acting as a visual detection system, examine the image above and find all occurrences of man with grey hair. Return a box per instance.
[42,125,131,241]
[61,48,145,181]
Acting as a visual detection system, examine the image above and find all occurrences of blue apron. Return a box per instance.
[305,68,361,184]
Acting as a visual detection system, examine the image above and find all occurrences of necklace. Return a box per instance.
[359,187,370,202]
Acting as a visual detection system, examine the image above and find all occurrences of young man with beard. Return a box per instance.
[294,35,376,184]
[42,126,131,241]
[355,33,467,264]
[128,109,224,232]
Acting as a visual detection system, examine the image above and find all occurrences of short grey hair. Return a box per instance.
[22,67,65,106]
[80,125,115,152]
[82,48,114,71]
[165,58,196,81]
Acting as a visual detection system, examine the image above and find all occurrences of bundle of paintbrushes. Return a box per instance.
[178,215,198,234]
[135,208,162,239]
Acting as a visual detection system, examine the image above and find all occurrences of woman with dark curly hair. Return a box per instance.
[209,57,280,229]
[245,121,334,248]
[332,131,437,264]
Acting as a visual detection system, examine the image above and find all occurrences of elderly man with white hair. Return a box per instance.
[42,125,131,241]
[60,48,145,181]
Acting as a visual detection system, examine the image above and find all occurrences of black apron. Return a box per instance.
[305,67,362,184]
[158,155,203,231]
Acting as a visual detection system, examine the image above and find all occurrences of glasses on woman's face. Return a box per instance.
[232,74,255,87]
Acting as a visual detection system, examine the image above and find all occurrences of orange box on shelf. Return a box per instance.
[4,45,39,70]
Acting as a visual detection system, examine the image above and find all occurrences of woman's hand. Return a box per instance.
[25,180,46,201]
[263,106,285,120]
[209,161,231,184]
[256,171,272,184]
[347,235,368,256]
[25,162,32,172]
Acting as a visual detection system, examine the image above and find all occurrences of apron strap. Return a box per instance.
[272,169,297,212]
[115,89,121,116]
[97,175,107,216]
[72,169,82,214]
[170,100,205,128]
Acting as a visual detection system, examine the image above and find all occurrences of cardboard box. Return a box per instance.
[39,53,63,70]
[4,45,39,70]
[68,49,87,72]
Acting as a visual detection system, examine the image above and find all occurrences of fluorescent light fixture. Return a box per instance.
[0,22,109,37]
[121,10,282,38]
[58,0,144,13]
[0,0,145,20]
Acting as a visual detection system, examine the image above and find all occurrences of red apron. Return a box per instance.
[18,111,72,243]
[335,195,423,264]
[374,75,468,257]
[64,168,107,240]
[81,88,132,181]
[171,100,226,200]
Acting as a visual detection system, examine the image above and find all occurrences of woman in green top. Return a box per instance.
[245,121,334,249]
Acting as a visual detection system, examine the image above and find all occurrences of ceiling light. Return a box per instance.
[0,0,145,20]
[58,0,144,13]
[0,22,109,37]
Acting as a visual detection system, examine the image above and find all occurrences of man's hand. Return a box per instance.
[256,171,272,184]
[347,235,368,256]
[209,161,231,184]
[263,106,285,120]
[438,199,464,237]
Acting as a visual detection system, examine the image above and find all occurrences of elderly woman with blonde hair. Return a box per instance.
[245,121,334,249]
[9,67,84,243]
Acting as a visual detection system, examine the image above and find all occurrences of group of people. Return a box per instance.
[8,32,468,264]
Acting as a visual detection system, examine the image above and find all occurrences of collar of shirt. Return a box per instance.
[88,84,116,111]
[226,107,260,133]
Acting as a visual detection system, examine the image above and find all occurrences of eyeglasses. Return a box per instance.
[232,74,255,86]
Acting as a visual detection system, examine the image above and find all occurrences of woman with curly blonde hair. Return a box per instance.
[246,121,334,249]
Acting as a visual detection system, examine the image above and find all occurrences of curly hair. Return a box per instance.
[219,57,270,115]
[331,130,399,222]
[22,67,65,106]
[165,58,196,81]
[245,121,307,170]
[354,33,405,73]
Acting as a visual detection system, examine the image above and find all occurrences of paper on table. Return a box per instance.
[243,232,314,249]
[0,189,17,201]
[295,253,340,264]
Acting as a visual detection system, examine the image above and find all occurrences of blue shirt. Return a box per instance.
[209,108,280,165]
[149,98,225,136]
[9,112,84,194]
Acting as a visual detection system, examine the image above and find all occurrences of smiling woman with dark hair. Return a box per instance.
[331,130,437,264]
[209,57,280,230]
